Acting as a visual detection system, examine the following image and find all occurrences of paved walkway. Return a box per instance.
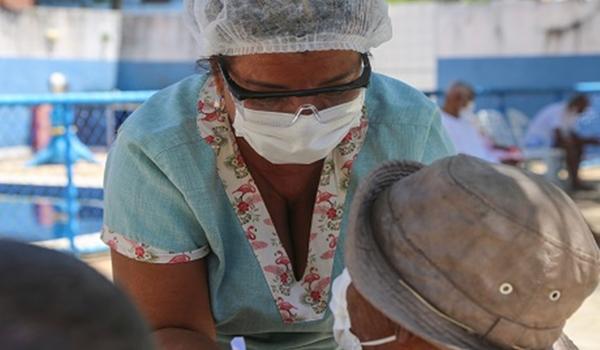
[0,149,106,188]
[565,287,600,350]
[562,167,600,350]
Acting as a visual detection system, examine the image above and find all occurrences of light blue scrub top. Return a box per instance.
[103,72,454,349]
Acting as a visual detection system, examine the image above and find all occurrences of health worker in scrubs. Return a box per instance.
[101,0,454,349]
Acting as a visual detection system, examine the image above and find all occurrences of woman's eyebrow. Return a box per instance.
[319,70,357,87]
[240,79,291,90]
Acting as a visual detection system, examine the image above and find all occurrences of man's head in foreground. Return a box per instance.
[0,240,155,350]
[333,155,600,349]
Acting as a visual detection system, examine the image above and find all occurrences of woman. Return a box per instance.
[101,1,454,349]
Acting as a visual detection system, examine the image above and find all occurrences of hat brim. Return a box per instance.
[345,160,578,350]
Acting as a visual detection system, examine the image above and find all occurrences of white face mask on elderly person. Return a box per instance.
[331,269,399,350]
[459,101,475,120]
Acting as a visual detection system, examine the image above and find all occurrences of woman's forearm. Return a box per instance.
[154,327,220,350]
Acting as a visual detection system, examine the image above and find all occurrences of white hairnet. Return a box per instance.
[184,0,393,57]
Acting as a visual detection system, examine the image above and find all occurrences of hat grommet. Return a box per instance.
[549,290,562,302]
[499,283,514,295]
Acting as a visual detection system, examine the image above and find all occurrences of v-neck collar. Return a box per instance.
[196,76,368,324]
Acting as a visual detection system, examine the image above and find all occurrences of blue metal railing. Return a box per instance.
[0,91,157,106]
[576,82,600,94]
[0,91,156,254]
[1,84,599,253]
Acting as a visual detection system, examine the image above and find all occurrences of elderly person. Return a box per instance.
[441,82,499,163]
[101,1,453,349]
[331,155,600,349]
[441,82,523,165]
[525,95,598,191]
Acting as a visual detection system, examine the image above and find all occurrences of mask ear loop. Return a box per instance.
[360,334,398,347]
[359,325,412,347]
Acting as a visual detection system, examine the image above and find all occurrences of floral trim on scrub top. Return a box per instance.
[197,77,368,324]
[102,226,211,264]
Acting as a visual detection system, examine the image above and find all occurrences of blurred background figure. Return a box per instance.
[0,0,32,11]
[0,240,156,350]
[441,81,521,165]
[441,82,497,163]
[525,94,600,191]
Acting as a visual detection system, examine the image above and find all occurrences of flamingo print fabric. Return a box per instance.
[197,77,368,324]
[101,227,210,263]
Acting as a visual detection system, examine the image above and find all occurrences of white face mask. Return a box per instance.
[330,269,398,350]
[232,90,365,165]
[459,101,476,119]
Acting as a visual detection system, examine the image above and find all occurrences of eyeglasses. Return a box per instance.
[217,53,371,102]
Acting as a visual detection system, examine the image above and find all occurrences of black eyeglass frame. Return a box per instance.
[217,53,371,101]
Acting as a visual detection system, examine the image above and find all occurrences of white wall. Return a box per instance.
[0,7,122,60]
[371,3,438,90]
[115,5,440,89]
[2,1,599,90]
[436,1,600,58]
[372,0,600,90]
[119,12,201,61]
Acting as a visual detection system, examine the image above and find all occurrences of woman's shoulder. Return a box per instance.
[366,73,438,127]
[115,73,210,156]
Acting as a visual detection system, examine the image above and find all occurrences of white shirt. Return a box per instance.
[524,102,577,148]
[441,111,499,163]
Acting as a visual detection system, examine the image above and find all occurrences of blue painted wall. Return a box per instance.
[0,58,118,94]
[0,58,119,148]
[121,0,183,12]
[438,55,600,117]
[0,58,196,148]
[37,0,183,10]
[116,60,197,90]
[0,58,197,93]
[0,107,30,147]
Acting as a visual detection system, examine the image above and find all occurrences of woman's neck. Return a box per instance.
[236,137,323,202]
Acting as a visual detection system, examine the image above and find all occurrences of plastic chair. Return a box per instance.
[506,108,530,148]
[476,109,565,184]
[475,109,518,148]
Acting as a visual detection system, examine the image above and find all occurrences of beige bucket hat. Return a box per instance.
[346,155,600,350]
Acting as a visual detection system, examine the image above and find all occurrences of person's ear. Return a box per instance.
[209,57,226,98]
[209,57,236,121]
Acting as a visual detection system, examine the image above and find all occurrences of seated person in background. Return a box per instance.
[331,155,599,350]
[525,94,598,190]
[441,82,507,164]
[0,240,155,350]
